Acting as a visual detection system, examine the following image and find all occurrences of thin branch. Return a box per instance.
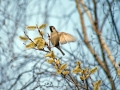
[75,0,107,73]
[80,0,118,79]
[106,0,120,44]
[8,70,32,90]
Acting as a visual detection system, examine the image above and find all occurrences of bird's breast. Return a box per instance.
[51,32,59,46]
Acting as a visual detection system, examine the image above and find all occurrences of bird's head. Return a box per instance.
[49,26,57,32]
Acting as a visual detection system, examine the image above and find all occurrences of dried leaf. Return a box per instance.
[40,31,44,36]
[94,80,101,90]
[82,68,88,74]
[85,74,90,79]
[34,37,42,41]
[45,51,55,58]
[19,36,28,41]
[34,37,45,49]
[26,26,36,30]
[47,58,54,64]
[80,76,85,81]
[62,70,69,75]
[72,65,82,74]
[75,65,80,70]
[34,37,42,44]
[39,24,46,29]
[54,65,58,69]
[37,40,45,49]
[56,69,62,74]
[76,61,81,66]
[50,51,56,58]
[55,59,60,65]
[26,42,35,49]
[72,68,82,74]
[59,64,67,71]
[90,67,98,74]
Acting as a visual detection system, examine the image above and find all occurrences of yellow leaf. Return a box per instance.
[34,39,40,45]
[62,70,69,75]
[45,53,51,57]
[72,65,82,74]
[34,37,42,41]
[55,59,60,65]
[45,51,55,58]
[54,65,58,69]
[94,80,100,86]
[56,69,62,74]
[50,51,56,58]
[82,68,88,74]
[72,68,82,74]
[34,37,46,49]
[76,61,81,66]
[26,26,36,30]
[37,40,45,49]
[94,85,99,90]
[85,74,90,79]
[34,37,42,45]
[94,80,101,90]
[47,58,54,64]
[59,64,67,71]
[19,36,28,41]
[40,31,44,36]
[75,65,80,70]
[39,24,47,29]
[26,42,35,49]
[37,44,44,49]
[96,80,101,86]
[90,67,98,74]
[85,68,88,72]
[80,76,85,81]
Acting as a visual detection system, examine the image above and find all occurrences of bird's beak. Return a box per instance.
[49,26,52,32]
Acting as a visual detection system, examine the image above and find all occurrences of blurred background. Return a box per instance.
[0,0,120,90]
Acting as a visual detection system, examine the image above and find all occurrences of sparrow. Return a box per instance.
[49,26,76,55]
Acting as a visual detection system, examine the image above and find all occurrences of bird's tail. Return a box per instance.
[56,46,65,55]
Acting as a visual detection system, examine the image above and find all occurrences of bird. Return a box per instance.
[49,26,76,55]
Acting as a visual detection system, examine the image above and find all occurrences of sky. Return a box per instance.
[0,0,120,89]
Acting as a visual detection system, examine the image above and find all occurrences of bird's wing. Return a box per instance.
[59,32,76,44]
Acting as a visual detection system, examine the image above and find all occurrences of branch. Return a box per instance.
[79,0,118,79]
[75,0,107,73]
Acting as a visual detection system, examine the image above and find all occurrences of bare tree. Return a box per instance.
[0,0,120,90]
